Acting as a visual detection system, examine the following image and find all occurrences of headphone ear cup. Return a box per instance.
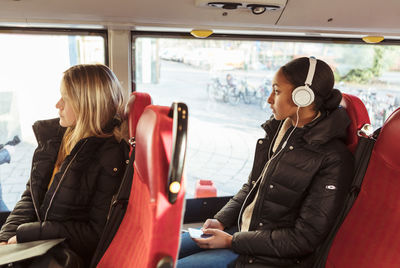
[292,86,315,107]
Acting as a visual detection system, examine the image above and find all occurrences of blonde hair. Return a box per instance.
[58,64,128,157]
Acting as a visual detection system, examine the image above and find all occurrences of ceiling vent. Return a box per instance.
[196,0,286,15]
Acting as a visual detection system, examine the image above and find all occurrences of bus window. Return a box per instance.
[134,35,400,198]
[0,31,106,212]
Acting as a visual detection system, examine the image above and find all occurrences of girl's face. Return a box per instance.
[267,69,298,121]
[56,87,77,127]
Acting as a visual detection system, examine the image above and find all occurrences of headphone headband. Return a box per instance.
[305,57,317,86]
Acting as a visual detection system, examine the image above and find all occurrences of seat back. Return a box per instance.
[97,103,188,268]
[340,93,371,153]
[311,93,371,267]
[326,107,400,267]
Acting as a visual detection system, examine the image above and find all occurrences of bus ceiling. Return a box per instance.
[0,0,400,38]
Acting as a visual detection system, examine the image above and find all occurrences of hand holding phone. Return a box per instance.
[188,228,212,239]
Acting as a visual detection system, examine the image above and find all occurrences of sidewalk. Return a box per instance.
[185,116,263,197]
[0,142,35,211]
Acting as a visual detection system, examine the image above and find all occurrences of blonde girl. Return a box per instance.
[0,64,130,267]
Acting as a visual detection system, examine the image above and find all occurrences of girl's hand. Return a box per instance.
[7,235,17,244]
[202,219,224,231]
[193,229,232,249]
[0,242,7,246]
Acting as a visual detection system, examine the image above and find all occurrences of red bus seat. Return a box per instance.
[97,103,188,268]
[340,93,371,153]
[89,91,152,267]
[311,93,371,267]
[326,107,400,267]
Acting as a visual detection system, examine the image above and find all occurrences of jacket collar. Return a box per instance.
[32,118,65,146]
[261,116,281,139]
[32,117,121,145]
[261,107,350,145]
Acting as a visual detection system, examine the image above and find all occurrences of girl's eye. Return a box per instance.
[272,85,278,94]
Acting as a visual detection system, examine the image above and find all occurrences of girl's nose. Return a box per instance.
[55,98,62,109]
[267,92,274,104]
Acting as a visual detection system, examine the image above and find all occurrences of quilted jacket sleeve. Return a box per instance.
[0,184,37,242]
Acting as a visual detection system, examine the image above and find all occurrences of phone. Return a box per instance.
[188,228,212,239]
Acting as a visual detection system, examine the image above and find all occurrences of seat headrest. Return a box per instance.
[340,93,370,153]
[374,107,400,168]
[135,105,172,201]
[134,103,188,204]
[125,92,152,137]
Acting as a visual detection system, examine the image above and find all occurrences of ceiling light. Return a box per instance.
[362,36,384,44]
[190,29,214,38]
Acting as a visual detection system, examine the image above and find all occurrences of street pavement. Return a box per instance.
[0,142,34,211]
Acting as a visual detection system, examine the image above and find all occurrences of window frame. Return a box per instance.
[0,27,109,222]
[0,27,109,66]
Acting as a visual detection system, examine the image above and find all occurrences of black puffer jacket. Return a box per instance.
[215,108,354,267]
[0,118,129,264]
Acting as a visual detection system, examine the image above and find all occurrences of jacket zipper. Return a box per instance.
[237,133,277,231]
[30,178,42,222]
[251,133,291,229]
[30,126,42,222]
[44,139,88,222]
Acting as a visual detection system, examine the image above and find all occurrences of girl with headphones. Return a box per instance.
[178,57,354,268]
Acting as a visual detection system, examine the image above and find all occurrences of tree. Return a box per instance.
[340,45,386,84]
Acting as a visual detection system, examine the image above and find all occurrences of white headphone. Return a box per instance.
[292,57,317,107]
